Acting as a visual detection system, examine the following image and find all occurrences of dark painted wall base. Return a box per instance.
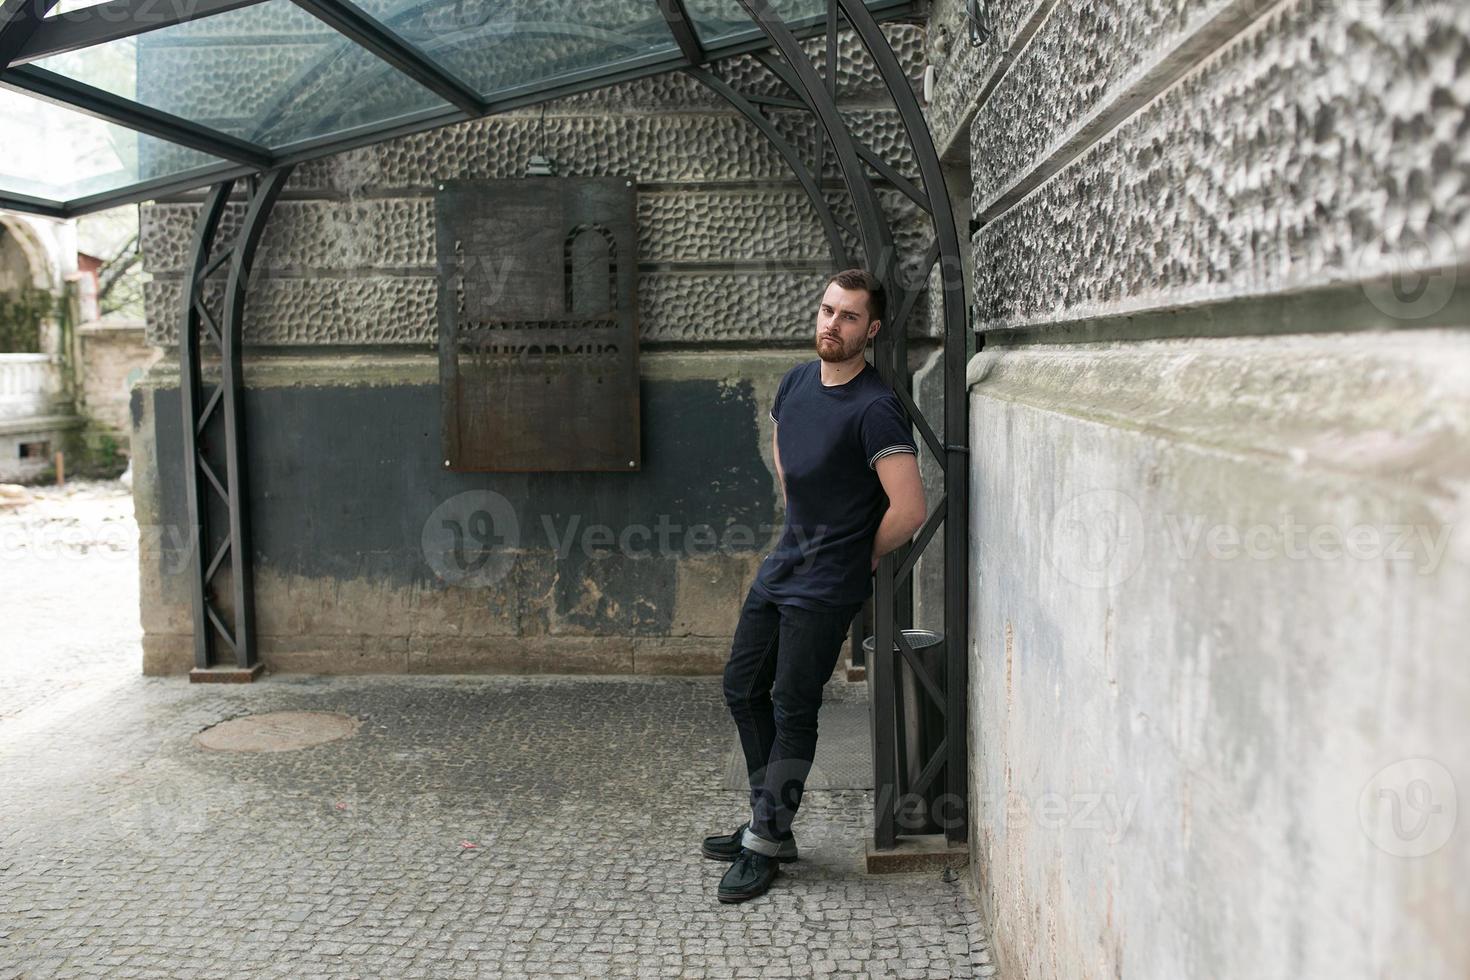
[132,355,801,675]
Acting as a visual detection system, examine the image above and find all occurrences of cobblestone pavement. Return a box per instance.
[0,481,995,979]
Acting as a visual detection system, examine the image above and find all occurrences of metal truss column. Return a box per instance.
[833,0,970,849]
[178,167,292,680]
[736,0,972,851]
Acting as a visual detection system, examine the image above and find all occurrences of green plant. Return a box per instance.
[0,285,54,352]
[97,433,119,464]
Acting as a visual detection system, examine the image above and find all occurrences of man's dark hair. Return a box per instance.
[823,268,886,325]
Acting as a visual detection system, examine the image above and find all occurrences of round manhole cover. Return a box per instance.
[194,711,360,753]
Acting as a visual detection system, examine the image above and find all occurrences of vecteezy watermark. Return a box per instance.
[1358,758,1457,858]
[0,520,201,573]
[1358,222,1459,321]
[1162,514,1453,576]
[1047,489,1147,590]
[421,489,822,589]
[109,776,212,859]
[0,520,138,560]
[990,790,1138,843]
[541,514,823,564]
[422,490,521,588]
[1047,489,1457,588]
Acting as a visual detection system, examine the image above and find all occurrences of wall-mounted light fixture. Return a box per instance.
[525,154,557,177]
[525,103,558,176]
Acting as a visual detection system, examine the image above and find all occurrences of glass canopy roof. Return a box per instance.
[0,0,913,216]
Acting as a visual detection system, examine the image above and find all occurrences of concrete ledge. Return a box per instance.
[865,835,970,875]
[632,637,728,675]
[188,663,265,683]
[0,414,85,437]
[143,632,731,677]
[966,331,1470,491]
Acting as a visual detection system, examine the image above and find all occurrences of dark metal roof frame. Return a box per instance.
[655,0,707,65]
[0,0,59,66]
[287,0,486,116]
[1,63,275,168]
[686,64,849,265]
[0,0,916,218]
[0,186,65,216]
[10,0,268,65]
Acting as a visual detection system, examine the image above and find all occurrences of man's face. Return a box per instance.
[815,283,879,363]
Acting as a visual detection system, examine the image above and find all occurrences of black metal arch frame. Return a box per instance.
[713,0,970,849]
[0,0,970,851]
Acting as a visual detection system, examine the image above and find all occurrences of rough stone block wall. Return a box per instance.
[133,12,951,676]
[927,0,1470,975]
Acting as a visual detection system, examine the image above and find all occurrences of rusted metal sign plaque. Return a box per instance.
[436,177,640,471]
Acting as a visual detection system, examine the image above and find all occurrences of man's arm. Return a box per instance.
[870,452,925,571]
[772,423,785,507]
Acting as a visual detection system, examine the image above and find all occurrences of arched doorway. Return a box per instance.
[0,215,54,353]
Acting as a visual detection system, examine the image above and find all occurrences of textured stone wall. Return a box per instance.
[930,0,1470,976]
[140,186,930,345]
[78,322,159,444]
[969,0,1469,332]
[138,19,935,349]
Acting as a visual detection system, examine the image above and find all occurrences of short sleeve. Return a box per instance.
[860,394,918,469]
[770,365,798,424]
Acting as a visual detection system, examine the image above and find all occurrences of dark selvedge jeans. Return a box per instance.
[722,585,863,850]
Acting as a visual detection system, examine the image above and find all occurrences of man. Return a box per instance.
[703,268,926,904]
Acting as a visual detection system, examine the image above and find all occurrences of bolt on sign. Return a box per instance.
[435,178,641,471]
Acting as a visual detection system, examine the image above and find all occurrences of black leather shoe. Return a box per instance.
[701,822,798,862]
[717,848,779,904]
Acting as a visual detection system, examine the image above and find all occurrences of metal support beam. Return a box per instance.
[656,0,706,65]
[10,0,268,66]
[838,0,972,847]
[0,189,65,217]
[736,0,917,851]
[179,167,292,678]
[0,0,58,68]
[735,14,891,272]
[179,179,236,673]
[752,49,932,213]
[857,141,929,212]
[0,64,275,168]
[288,0,485,116]
[737,0,972,851]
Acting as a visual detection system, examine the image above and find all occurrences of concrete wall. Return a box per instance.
[78,321,158,452]
[133,352,800,675]
[0,353,75,483]
[0,212,84,482]
[132,15,941,674]
[926,0,1470,976]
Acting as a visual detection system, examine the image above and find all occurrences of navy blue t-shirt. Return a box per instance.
[752,359,918,610]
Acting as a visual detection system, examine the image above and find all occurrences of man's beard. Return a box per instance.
[816,332,863,362]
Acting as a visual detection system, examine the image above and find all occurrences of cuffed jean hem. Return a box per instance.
[741,827,796,858]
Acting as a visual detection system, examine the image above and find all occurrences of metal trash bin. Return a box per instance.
[863,628,946,834]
